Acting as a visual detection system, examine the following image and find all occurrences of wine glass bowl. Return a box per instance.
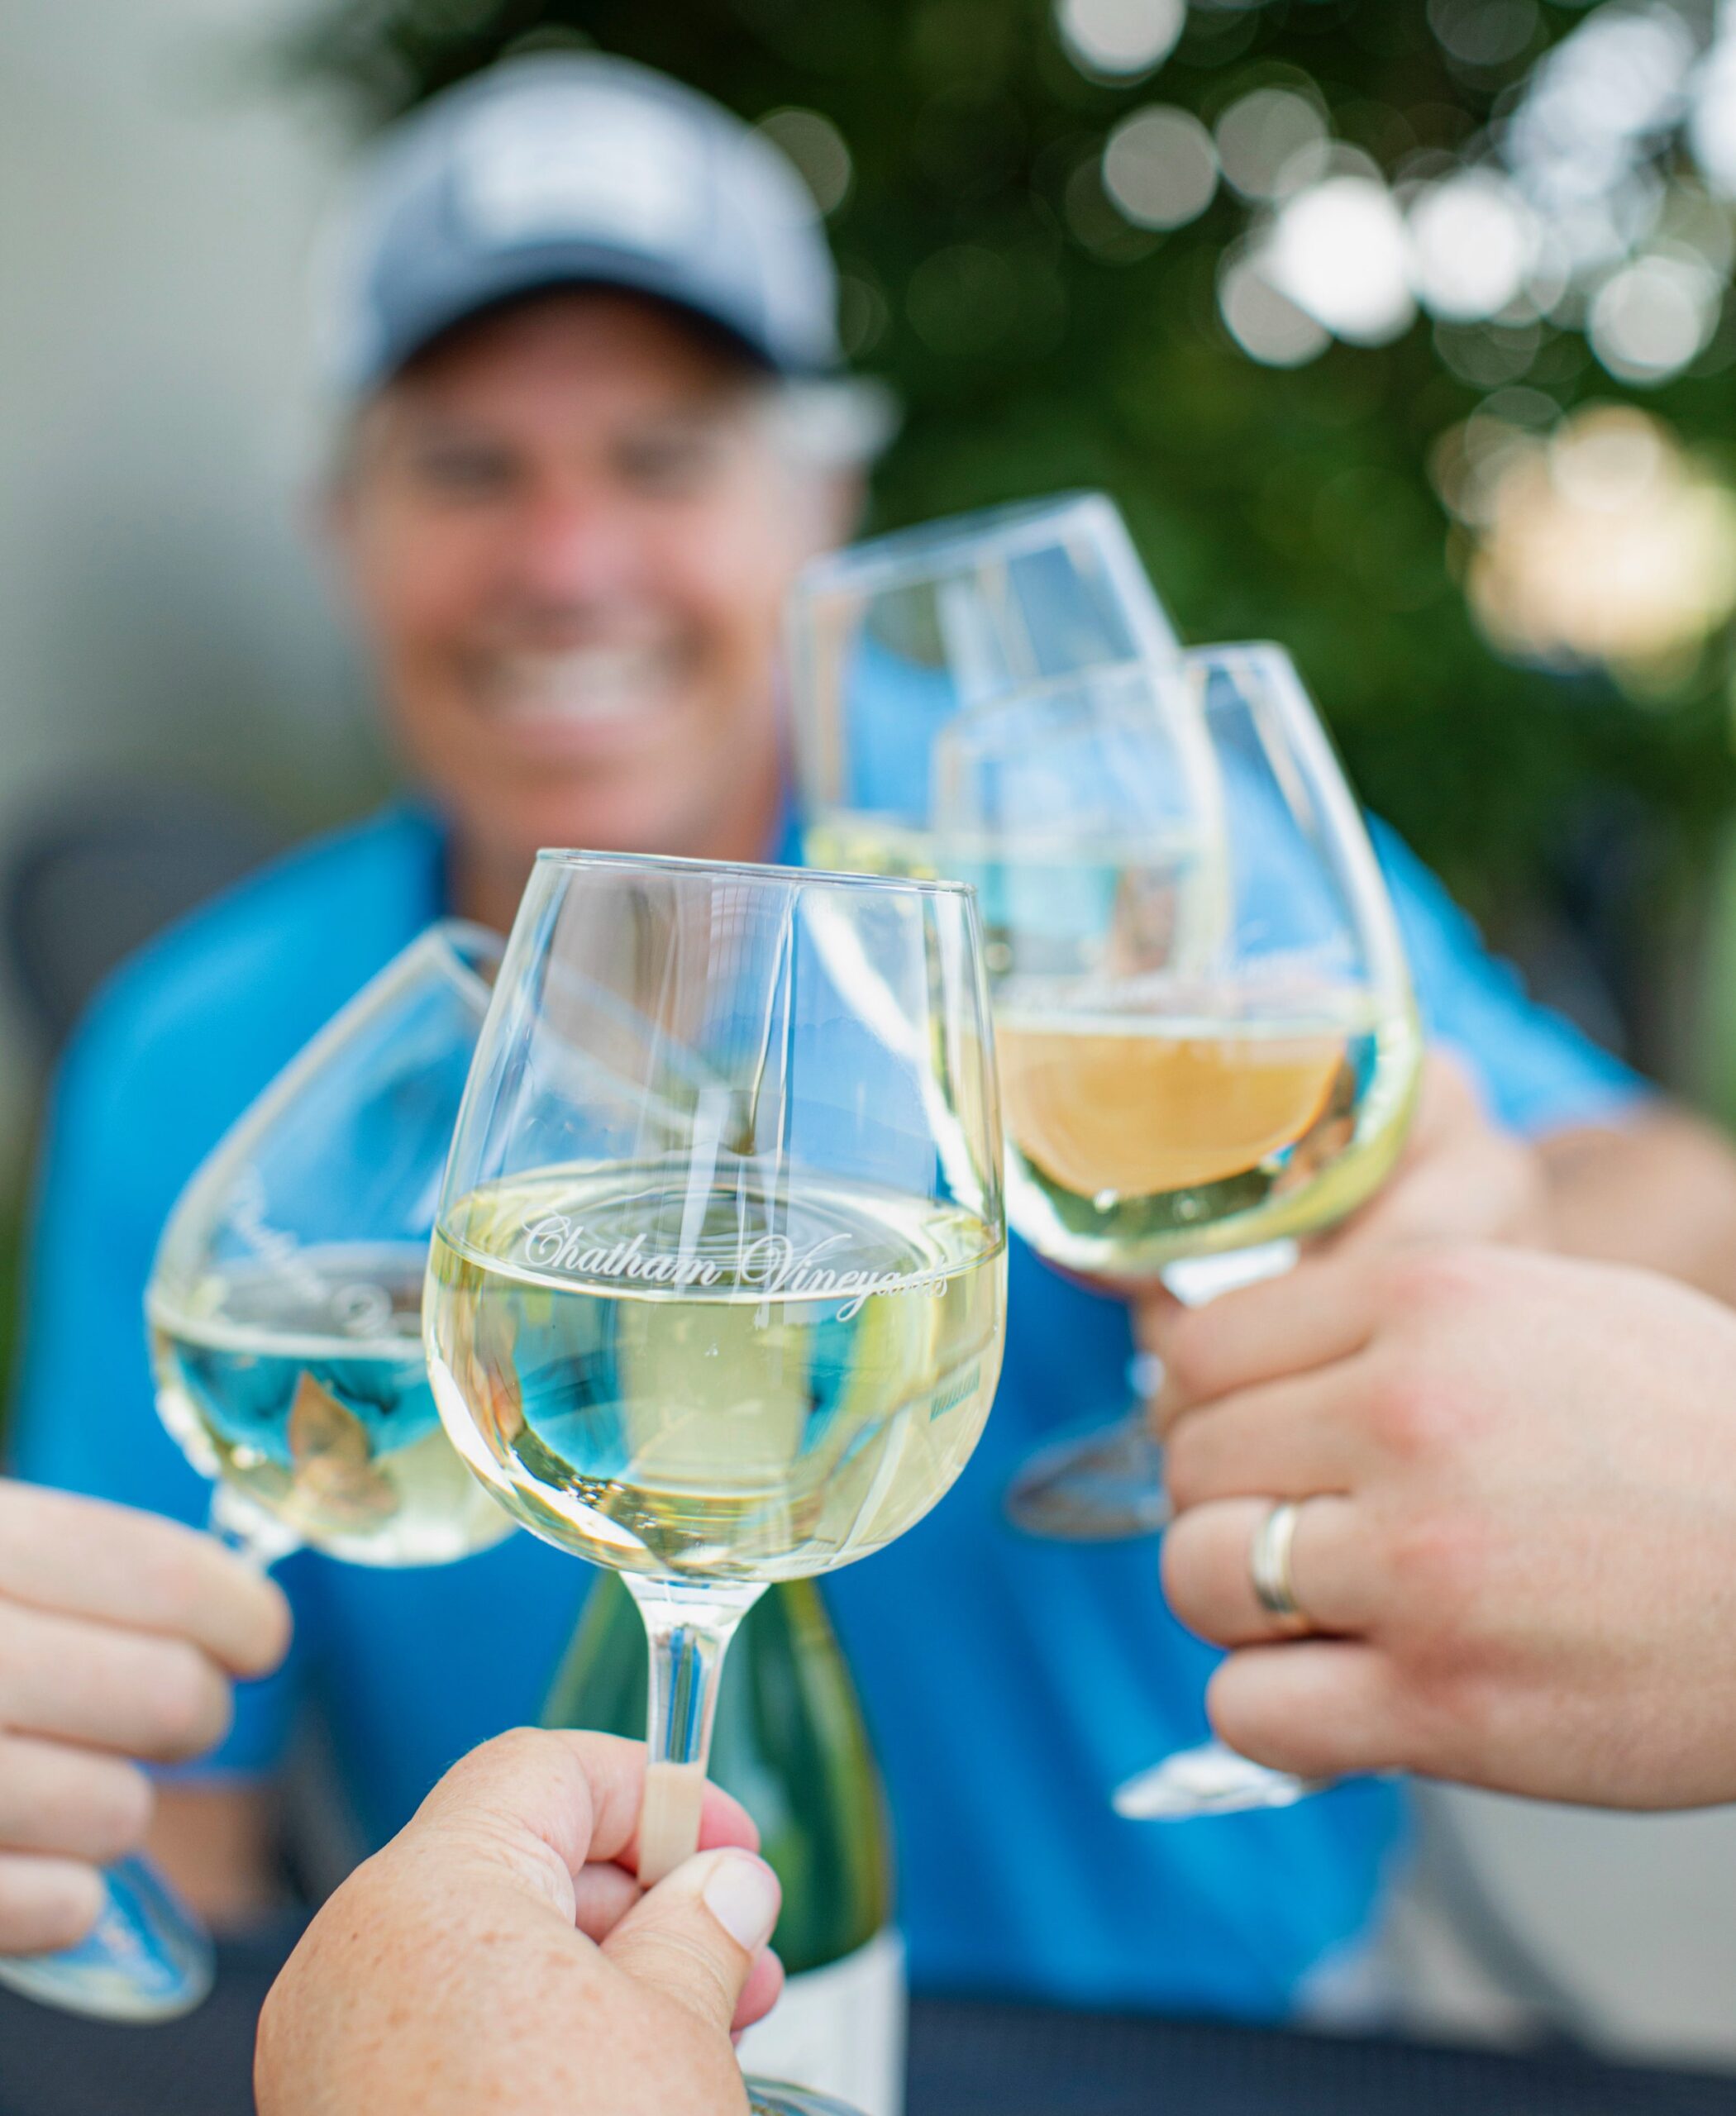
[145,922,514,1568]
[935,654,1419,1286]
[789,491,1180,882]
[427,854,1006,1590]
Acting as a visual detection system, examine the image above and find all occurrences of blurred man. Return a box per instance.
[13,50,1736,2028]
[1153,1242,1736,1809]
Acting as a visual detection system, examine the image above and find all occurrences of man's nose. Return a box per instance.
[510,485,637,604]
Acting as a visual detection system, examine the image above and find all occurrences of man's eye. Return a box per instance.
[616,432,730,493]
[410,446,519,498]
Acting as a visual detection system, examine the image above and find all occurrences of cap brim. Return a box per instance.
[357,241,825,389]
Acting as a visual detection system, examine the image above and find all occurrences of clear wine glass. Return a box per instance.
[0,922,513,2023]
[789,489,1181,884]
[934,646,1422,1818]
[424,851,1006,2116]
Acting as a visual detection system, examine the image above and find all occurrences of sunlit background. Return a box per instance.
[7,0,1736,2064]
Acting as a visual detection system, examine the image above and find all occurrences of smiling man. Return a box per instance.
[334,288,834,930]
[15,46,1736,2058]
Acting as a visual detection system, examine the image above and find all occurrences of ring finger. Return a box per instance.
[1161,1493,1370,1647]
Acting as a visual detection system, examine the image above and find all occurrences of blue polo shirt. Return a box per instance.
[7,803,1640,2021]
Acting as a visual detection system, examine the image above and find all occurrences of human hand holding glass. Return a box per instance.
[0,923,513,2022]
[423,851,1006,2116]
[934,646,1422,1818]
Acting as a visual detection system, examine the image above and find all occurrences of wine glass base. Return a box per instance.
[0,1856,215,2021]
[1113,1741,1328,1820]
[1003,1412,1171,1542]
[746,2079,866,2116]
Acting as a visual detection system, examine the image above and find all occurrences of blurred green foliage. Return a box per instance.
[284,0,1736,924]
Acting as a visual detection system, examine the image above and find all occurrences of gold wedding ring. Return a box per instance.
[1248,1499,1311,1633]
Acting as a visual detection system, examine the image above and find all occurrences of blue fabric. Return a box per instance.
[7,800,1643,2020]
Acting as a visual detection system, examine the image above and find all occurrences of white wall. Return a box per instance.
[0,0,375,1168]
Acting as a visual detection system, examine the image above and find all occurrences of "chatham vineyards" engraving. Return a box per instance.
[518,1210,950,1320]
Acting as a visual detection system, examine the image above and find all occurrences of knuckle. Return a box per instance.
[1376,1505,1488,1624]
[429,1726,579,1836]
[483,1727,551,1773]
[1377,1242,1489,1315]
[1364,1365,1457,1462]
[624,1921,740,2021]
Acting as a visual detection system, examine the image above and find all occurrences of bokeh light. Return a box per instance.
[1214,88,1329,202]
[1427,0,1540,69]
[1408,171,1538,322]
[1589,250,1724,382]
[755,108,853,215]
[1265,175,1416,345]
[1218,243,1332,366]
[1691,15,1736,198]
[1444,403,1736,675]
[1103,107,1219,230]
[1056,0,1185,79]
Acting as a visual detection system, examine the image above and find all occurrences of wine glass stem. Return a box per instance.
[626,1574,765,1886]
[205,1484,301,1572]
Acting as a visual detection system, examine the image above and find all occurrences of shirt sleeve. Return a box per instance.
[5,1004,304,1778]
[1371,817,1649,1139]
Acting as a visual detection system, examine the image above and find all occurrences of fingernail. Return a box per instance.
[702,1852,780,1952]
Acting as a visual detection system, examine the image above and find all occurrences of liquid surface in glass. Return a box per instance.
[993,979,1421,1275]
[426,1164,1005,1583]
[802,813,938,883]
[150,1243,513,1566]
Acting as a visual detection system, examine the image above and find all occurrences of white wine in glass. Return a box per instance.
[992,976,1418,1280]
[428,1164,1001,1581]
[424,852,1006,2116]
[151,1239,499,1568]
[936,647,1422,1818]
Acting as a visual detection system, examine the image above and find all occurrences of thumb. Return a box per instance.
[601,1847,780,2035]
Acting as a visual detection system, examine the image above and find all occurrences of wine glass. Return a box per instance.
[789,489,1181,883]
[934,646,1422,1818]
[0,922,513,2023]
[424,851,1006,2116]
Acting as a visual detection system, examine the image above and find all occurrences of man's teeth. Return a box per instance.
[492,649,670,722]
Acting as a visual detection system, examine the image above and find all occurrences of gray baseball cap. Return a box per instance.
[317,52,841,393]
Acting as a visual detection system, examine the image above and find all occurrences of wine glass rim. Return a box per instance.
[1183,639,1292,671]
[532,845,976,902]
[794,488,1120,595]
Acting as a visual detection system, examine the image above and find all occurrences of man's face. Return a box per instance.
[330,291,840,874]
